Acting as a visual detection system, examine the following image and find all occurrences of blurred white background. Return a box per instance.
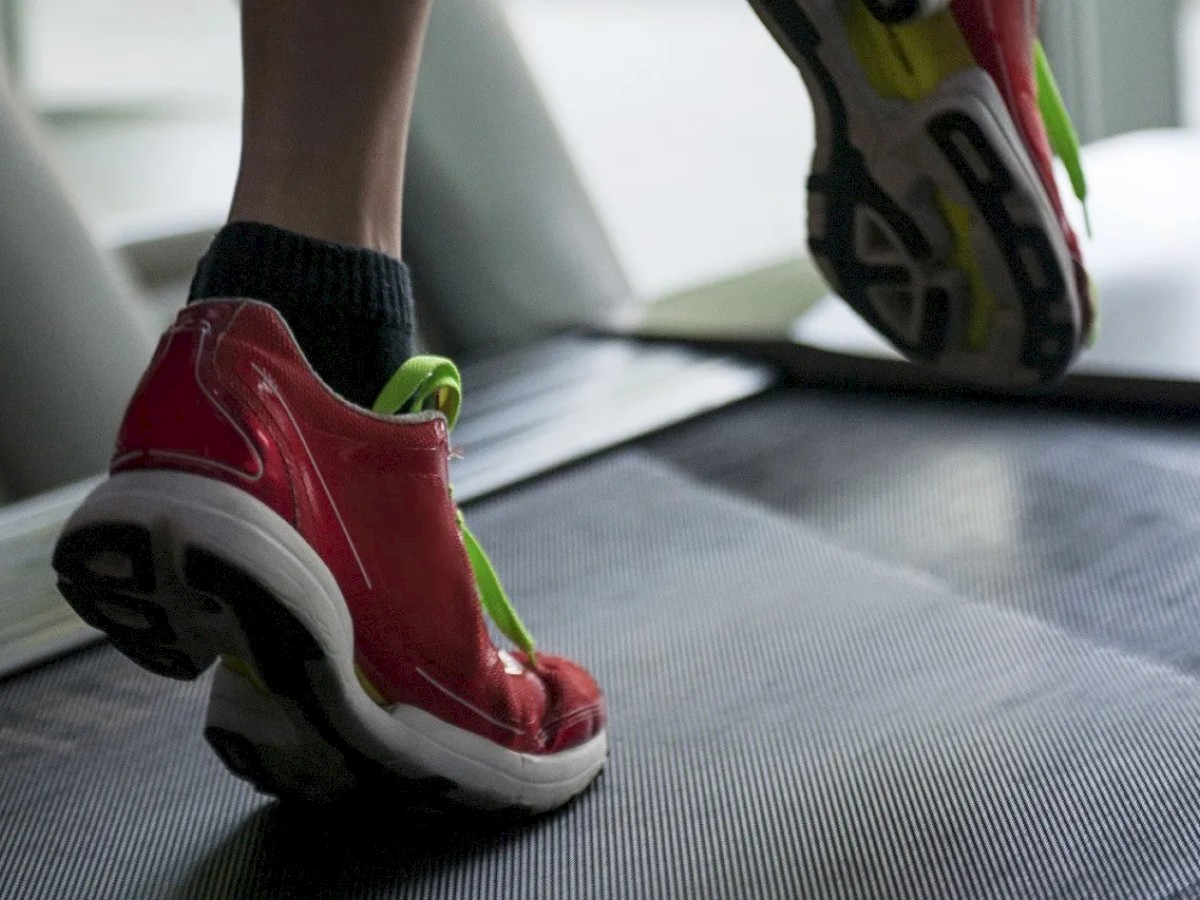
[5,0,1200,300]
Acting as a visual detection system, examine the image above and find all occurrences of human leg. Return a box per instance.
[189,0,431,409]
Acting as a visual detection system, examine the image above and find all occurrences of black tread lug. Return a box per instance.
[865,0,923,25]
[928,111,1075,382]
[53,523,156,595]
[204,726,285,795]
[53,523,212,680]
[183,547,468,810]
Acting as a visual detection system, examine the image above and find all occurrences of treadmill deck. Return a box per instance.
[6,388,1200,899]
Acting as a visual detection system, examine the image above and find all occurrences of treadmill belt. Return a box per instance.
[6,449,1200,898]
[646,390,1200,677]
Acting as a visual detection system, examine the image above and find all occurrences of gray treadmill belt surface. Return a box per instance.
[7,389,1200,899]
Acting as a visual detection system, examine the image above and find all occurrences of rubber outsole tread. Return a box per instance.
[183,547,460,808]
[52,522,518,813]
[763,0,948,363]
[864,0,924,25]
[927,112,1073,381]
[203,726,286,794]
[748,0,1082,385]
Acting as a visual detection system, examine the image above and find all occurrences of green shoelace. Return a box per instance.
[373,355,538,667]
[1035,39,1089,235]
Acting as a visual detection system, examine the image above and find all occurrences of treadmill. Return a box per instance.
[9,323,1200,899]
[10,213,1200,897]
[6,8,1200,898]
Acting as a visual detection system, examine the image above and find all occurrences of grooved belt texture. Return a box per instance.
[6,443,1200,897]
[646,390,1200,680]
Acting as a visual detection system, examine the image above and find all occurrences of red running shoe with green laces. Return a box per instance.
[748,0,1093,386]
[53,299,607,811]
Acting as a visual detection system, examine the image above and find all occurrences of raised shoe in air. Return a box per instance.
[749,0,1092,387]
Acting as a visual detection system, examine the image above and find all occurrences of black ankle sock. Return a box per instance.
[187,221,415,408]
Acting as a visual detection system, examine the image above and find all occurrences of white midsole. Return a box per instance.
[64,469,607,811]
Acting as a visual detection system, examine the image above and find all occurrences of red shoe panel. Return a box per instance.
[112,299,603,756]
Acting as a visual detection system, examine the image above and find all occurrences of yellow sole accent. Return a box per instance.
[220,656,389,707]
[845,4,974,102]
[220,655,262,688]
[936,194,991,349]
[355,666,388,706]
[844,2,995,350]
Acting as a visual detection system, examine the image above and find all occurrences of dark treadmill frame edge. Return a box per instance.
[621,330,1200,421]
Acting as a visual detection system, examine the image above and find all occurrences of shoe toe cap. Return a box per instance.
[518,652,606,753]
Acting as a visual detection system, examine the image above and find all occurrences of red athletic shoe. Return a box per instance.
[748,0,1093,386]
[53,299,607,811]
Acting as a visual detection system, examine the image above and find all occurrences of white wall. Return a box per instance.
[505,0,813,300]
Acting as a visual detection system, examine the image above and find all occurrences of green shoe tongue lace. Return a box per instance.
[1035,40,1090,235]
[373,356,538,666]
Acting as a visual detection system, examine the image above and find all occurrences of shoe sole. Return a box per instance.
[748,0,1083,387]
[52,470,607,812]
[861,0,947,24]
[204,661,360,803]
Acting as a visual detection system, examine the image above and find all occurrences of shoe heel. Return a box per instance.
[55,468,358,702]
[52,468,347,685]
[54,521,220,680]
